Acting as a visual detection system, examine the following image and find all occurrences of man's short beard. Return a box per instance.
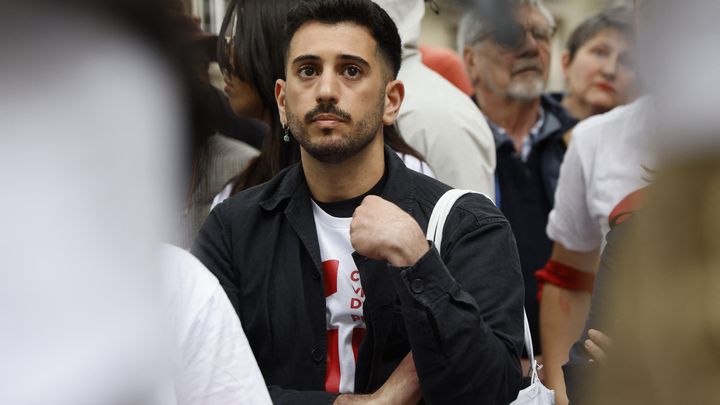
[286,95,384,164]
[507,77,545,101]
[482,65,546,101]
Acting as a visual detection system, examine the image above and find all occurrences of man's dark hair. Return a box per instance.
[220,0,423,194]
[284,0,402,79]
[566,6,635,62]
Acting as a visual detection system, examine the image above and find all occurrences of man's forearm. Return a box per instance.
[334,353,421,405]
[539,284,591,405]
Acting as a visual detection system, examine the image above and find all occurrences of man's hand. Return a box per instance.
[334,353,421,405]
[350,196,429,267]
[584,329,612,364]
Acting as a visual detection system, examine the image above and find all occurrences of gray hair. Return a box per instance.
[457,0,556,52]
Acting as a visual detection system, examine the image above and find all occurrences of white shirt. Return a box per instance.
[311,203,365,394]
[546,97,654,259]
[160,244,272,405]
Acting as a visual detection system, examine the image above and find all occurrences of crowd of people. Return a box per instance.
[3,0,720,404]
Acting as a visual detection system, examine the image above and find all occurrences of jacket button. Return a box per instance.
[411,278,424,294]
[311,347,324,363]
[312,271,320,280]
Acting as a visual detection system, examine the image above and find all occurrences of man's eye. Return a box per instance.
[530,27,552,43]
[298,66,316,77]
[343,66,361,78]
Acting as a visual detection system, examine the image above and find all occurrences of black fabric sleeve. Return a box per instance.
[267,386,339,405]
[387,199,525,405]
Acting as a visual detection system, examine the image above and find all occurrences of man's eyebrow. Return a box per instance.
[292,54,321,64]
[337,54,370,67]
[291,54,371,68]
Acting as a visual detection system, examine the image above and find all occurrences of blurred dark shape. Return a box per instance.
[163,0,261,247]
[208,87,268,150]
[162,0,266,149]
[459,0,525,50]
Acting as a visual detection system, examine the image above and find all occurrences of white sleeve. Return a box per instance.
[177,284,272,405]
[421,161,437,179]
[162,246,271,405]
[210,183,233,211]
[397,152,437,179]
[546,135,603,256]
[396,62,495,199]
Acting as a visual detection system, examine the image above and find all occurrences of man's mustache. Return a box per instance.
[511,59,543,75]
[303,103,352,124]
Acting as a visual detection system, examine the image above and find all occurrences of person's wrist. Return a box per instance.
[333,393,378,405]
[385,236,429,267]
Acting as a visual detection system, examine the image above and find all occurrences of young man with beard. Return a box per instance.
[192,0,524,404]
[459,0,577,362]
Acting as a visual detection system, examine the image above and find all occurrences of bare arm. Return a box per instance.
[334,353,421,405]
[539,242,598,405]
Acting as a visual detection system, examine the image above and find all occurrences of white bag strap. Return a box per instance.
[426,189,537,381]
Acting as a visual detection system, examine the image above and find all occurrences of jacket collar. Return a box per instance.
[470,94,571,150]
[259,145,416,214]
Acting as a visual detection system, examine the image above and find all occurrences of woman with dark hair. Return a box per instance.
[214,0,432,204]
[559,6,638,120]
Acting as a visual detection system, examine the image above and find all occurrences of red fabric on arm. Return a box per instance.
[535,260,595,301]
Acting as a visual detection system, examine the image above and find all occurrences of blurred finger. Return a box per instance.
[588,329,612,349]
[584,339,607,363]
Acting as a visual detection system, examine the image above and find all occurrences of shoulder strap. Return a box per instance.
[426,189,537,381]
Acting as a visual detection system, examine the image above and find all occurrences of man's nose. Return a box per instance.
[515,31,540,58]
[316,70,339,105]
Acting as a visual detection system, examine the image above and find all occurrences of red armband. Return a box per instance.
[535,260,595,301]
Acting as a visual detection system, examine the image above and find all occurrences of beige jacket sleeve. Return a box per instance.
[396,59,496,200]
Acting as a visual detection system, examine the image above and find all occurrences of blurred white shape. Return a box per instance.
[0,5,183,405]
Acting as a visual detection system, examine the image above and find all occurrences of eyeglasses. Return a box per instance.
[475,24,555,51]
[220,35,235,82]
[219,6,239,82]
[522,25,555,45]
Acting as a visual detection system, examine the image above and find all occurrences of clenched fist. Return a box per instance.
[350,195,429,267]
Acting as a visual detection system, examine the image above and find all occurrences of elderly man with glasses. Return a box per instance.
[459,0,577,382]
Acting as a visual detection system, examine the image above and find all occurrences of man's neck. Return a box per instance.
[475,89,542,140]
[302,135,386,203]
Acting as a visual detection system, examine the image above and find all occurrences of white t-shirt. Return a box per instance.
[546,97,654,259]
[160,244,272,405]
[211,152,435,210]
[311,203,366,394]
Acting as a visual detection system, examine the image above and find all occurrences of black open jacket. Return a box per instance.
[192,147,525,404]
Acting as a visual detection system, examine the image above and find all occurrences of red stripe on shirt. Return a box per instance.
[351,327,365,362]
[322,260,339,297]
[325,328,340,393]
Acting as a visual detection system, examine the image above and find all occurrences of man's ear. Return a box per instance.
[560,50,571,80]
[382,79,404,126]
[463,45,478,84]
[275,79,287,125]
